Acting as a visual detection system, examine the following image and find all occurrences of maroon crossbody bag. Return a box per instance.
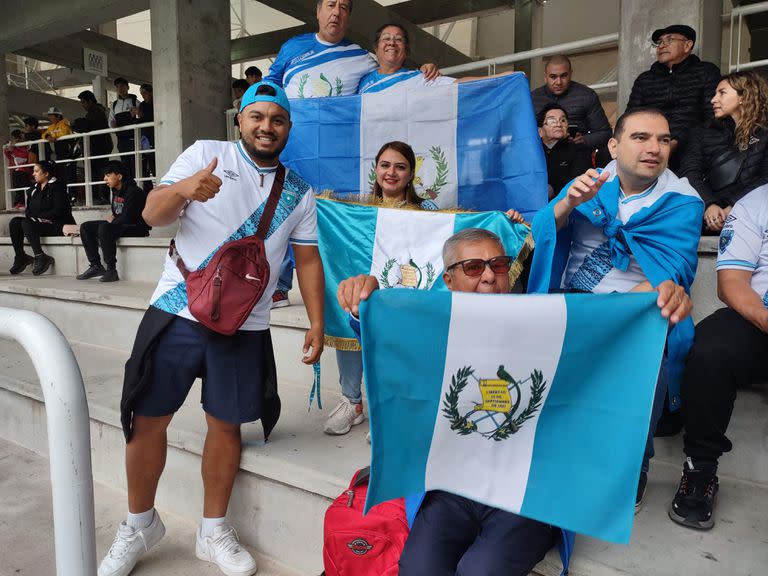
[170,164,285,335]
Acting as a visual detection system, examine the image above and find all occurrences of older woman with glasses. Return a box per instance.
[680,71,768,234]
[357,23,512,94]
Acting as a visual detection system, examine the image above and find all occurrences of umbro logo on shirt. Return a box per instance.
[223,169,239,181]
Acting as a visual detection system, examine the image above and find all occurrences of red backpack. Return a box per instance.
[323,467,409,576]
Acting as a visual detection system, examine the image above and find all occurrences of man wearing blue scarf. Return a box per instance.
[528,107,703,510]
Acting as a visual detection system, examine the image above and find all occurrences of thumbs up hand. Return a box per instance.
[179,158,223,202]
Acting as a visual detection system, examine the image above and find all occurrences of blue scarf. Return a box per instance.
[528,163,704,410]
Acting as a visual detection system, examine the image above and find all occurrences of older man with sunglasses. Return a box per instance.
[337,228,561,575]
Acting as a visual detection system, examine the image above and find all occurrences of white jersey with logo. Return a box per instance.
[716,184,768,307]
[151,140,318,330]
[562,180,665,293]
[265,33,377,98]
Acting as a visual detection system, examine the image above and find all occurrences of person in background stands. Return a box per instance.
[232,79,250,111]
[8,160,75,276]
[679,71,768,234]
[76,161,151,283]
[627,24,721,171]
[245,66,262,85]
[4,129,36,207]
[22,116,42,143]
[531,54,612,152]
[133,83,156,186]
[78,90,114,201]
[538,104,593,200]
[110,77,139,178]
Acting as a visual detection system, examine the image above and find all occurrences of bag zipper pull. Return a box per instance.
[345,490,354,507]
[211,266,222,321]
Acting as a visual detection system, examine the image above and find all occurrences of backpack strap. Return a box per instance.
[255,163,285,240]
[351,466,371,488]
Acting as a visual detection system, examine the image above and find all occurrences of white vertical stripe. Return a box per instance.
[369,208,455,288]
[360,83,459,207]
[425,293,567,512]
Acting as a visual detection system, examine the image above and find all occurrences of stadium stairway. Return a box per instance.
[0,215,765,576]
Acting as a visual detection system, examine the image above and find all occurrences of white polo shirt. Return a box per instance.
[717,184,768,307]
[150,140,318,330]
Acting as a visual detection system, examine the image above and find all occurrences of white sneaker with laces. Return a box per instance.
[323,396,365,435]
[196,525,257,576]
[98,511,166,576]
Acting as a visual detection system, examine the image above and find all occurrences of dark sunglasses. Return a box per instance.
[446,255,512,277]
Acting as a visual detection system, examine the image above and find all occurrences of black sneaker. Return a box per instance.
[9,253,34,275]
[99,268,119,282]
[76,263,106,280]
[635,470,647,514]
[31,254,55,276]
[668,458,719,530]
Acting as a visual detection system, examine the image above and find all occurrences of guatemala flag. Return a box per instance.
[281,74,547,219]
[359,290,668,544]
[317,198,532,350]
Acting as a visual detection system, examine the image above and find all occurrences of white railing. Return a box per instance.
[441,33,620,78]
[728,1,768,72]
[2,122,157,210]
[0,308,96,576]
[5,56,59,94]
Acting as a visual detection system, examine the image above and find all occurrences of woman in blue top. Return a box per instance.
[358,23,512,94]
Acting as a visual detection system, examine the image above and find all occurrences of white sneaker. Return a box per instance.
[98,511,166,576]
[323,397,365,435]
[196,525,257,576]
[366,431,371,444]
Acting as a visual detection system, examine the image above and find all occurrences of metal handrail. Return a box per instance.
[440,33,619,76]
[727,2,768,72]
[0,308,96,576]
[3,122,157,209]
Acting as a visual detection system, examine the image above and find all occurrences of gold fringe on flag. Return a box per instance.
[324,334,362,351]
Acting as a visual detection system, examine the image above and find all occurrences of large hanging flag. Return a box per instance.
[281,74,547,218]
[317,198,532,350]
[359,289,668,544]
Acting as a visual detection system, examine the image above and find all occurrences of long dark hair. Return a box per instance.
[372,141,424,205]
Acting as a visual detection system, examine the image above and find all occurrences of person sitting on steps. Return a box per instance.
[77,161,151,283]
[8,160,74,276]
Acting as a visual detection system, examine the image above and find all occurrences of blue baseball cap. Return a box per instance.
[239,80,291,116]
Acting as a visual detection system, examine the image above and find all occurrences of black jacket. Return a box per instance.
[25,178,75,227]
[85,104,114,155]
[679,119,768,207]
[543,139,593,198]
[531,81,612,150]
[111,179,151,232]
[627,54,721,150]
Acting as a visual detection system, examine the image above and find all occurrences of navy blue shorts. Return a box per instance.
[132,316,271,424]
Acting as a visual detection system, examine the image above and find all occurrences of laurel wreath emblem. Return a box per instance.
[442,367,547,441]
[297,73,309,99]
[335,76,344,96]
[379,258,436,289]
[420,146,449,200]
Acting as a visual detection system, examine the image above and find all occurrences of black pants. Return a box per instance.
[399,491,557,576]
[682,307,768,468]
[80,220,147,268]
[116,138,136,178]
[9,216,61,257]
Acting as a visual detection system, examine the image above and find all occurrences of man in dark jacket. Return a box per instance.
[627,24,721,171]
[531,54,612,151]
[539,104,593,199]
[78,90,114,201]
[76,161,150,282]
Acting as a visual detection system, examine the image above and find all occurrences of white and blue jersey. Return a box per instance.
[717,184,768,307]
[265,33,376,98]
[151,140,318,330]
[357,68,455,94]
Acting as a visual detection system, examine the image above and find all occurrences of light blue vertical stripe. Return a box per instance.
[280,94,361,196]
[317,199,377,341]
[361,289,453,511]
[520,292,667,544]
[456,74,547,219]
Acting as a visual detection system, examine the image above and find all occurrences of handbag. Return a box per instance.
[707,146,746,192]
[170,164,285,335]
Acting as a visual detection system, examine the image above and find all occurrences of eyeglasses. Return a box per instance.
[379,34,405,44]
[446,256,512,277]
[651,36,689,48]
[543,117,568,126]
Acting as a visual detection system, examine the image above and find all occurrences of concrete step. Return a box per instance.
[0,338,766,576]
[0,437,303,576]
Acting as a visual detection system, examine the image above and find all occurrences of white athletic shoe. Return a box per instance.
[323,397,365,435]
[98,511,166,576]
[196,525,258,576]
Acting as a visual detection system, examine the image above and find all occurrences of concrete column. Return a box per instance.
[150,0,231,178]
[92,75,109,107]
[618,0,722,113]
[1,55,9,210]
[514,0,533,77]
